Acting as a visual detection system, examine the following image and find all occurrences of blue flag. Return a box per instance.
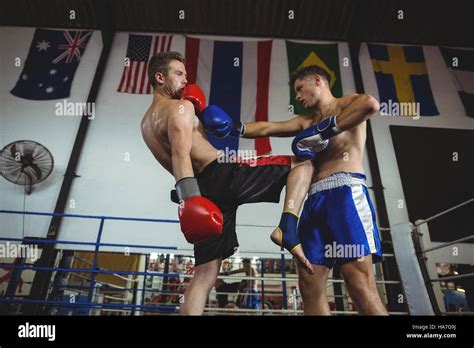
[11,29,92,100]
[207,41,244,152]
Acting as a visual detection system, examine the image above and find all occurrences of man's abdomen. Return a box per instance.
[313,152,365,182]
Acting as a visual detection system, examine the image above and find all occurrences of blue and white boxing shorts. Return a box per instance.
[298,172,383,268]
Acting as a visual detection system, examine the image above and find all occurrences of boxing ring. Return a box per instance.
[388,198,474,315]
[0,201,472,316]
[412,198,474,315]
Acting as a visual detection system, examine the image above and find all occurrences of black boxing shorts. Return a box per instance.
[193,156,292,266]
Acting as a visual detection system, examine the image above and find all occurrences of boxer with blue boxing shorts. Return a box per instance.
[298,172,383,268]
[289,65,388,315]
[197,63,389,315]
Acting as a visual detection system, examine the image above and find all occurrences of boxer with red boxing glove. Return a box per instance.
[141,52,315,315]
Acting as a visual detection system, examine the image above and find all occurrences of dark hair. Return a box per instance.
[289,65,330,87]
[148,51,185,90]
[242,258,251,264]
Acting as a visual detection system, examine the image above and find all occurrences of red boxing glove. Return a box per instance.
[181,84,206,116]
[175,177,223,244]
[178,196,223,244]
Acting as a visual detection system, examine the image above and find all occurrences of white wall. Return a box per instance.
[0,27,102,239]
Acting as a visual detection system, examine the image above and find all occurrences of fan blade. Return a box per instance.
[9,144,18,159]
[28,162,43,181]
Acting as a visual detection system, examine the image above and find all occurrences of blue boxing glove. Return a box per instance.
[291,115,341,160]
[201,105,246,139]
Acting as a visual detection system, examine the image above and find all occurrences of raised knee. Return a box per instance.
[300,159,314,173]
[290,157,314,172]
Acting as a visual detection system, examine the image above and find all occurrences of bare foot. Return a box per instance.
[270,228,314,274]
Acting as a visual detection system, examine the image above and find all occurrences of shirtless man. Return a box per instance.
[291,66,388,315]
[140,51,314,315]
[237,258,259,309]
[215,258,259,309]
[243,65,388,315]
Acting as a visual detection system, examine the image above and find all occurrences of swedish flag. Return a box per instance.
[368,44,439,116]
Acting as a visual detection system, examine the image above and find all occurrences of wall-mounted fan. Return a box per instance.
[0,140,54,194]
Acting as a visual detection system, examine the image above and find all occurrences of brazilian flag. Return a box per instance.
[286,41,342,115]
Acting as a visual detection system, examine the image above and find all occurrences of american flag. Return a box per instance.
[117,34,173,94]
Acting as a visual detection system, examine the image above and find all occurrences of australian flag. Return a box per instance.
[10,29,92,100]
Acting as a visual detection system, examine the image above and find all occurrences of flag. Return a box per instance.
[286,41,342,116]
[440,47,474,118]
[367,44,439,116]
[185,37,273,155]
[10,29,92,100]
[117,34,173,94]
